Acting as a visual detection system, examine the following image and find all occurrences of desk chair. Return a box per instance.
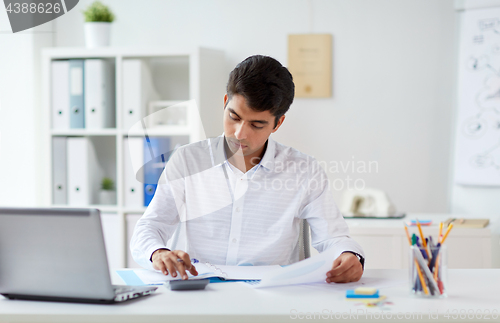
[298,219,311,261]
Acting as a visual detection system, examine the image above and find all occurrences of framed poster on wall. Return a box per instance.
[288,34,332,98]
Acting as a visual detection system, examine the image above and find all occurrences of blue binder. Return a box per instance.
[143,137,171,206]
[69,60,85,128]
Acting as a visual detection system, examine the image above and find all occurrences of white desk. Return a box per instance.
[1,269,499,323]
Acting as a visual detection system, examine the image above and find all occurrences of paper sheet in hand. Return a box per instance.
[254,248,339,288]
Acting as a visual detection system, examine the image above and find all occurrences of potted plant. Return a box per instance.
[99,177,116,205]
[82,1,115,48]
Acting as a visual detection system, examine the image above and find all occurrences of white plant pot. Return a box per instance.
[99,190,116,205]
[84,22,111,48]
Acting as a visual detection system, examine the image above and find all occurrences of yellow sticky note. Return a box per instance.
[354,287,378,295]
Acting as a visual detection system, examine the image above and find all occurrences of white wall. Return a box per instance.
[1,0,460,214]
[0,12,54,206]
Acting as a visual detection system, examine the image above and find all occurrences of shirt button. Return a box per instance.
[236,207,240,212]
[232,238,237,243]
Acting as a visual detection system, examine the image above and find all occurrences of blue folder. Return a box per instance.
[143,137,170,206]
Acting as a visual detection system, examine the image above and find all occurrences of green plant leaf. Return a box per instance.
[101,177,115,191]
[82,1,115,22]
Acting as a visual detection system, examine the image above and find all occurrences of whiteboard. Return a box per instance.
[454,7,500,186]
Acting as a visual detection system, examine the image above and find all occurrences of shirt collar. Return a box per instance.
[259,136,276,171]
[212,133,276,172]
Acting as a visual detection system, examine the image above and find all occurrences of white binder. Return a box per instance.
[52,137,67,204]
[125,213,142,268]
[123,137,144,207]
[122,59,159,131]
[51,60,70,129]
[84,59,115,129]
[69,60,85,128]
[67,137,100,206]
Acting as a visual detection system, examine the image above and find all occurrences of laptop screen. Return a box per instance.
[0,208,115,300]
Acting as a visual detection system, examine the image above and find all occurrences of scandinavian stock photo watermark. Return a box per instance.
[248,155,379,193]
[289,309,500,320]
[2,0,79,33]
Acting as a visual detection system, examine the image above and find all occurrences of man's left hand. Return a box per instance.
[326,252,363,283]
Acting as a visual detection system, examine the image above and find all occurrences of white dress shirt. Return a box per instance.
[130,134,364,269]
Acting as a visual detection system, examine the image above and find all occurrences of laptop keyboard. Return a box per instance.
[113,286,135,294]
[112,285,157,302]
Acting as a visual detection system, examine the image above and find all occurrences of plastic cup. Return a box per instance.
[409,245,447,298]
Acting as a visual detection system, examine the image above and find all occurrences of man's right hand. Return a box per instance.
[151,249,198,280]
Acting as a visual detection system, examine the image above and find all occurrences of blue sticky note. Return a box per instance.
[346,289,379,298]
[408,220,432,226]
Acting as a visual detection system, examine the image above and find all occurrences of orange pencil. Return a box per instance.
[441,223,454,245]
[416,219,430,259]
[438,222,443,244]
[415,259,429,295]
[404,225,412,245]
[406,225,429,295]
[433,254,440,281]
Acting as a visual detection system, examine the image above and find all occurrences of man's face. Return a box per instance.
[223,94,284,160]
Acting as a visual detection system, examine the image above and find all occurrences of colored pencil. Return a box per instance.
[441,223,454,245]
[416,219,430,259]
[404,225,412,245]
[415,259,429,295]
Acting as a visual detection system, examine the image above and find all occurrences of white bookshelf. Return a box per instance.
[41,47,226,268]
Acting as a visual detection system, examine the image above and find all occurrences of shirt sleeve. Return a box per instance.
[130,149,186,270]
[298,158,365,261]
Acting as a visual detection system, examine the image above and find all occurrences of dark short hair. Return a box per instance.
[226,55,295,128]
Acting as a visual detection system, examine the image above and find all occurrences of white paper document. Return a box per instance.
[217,265,283,280]
[253,248,339,288]
[118,263,282,285]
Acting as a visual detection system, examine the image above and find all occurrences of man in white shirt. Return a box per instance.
[131,55,364,284]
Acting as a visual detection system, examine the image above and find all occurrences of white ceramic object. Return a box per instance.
[340,188,397,217]
[99,190,116,205]
[84,22,111,48]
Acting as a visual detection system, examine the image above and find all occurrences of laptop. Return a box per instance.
[0,207,157,304]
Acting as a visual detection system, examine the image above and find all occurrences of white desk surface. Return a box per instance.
[1,269,499,323]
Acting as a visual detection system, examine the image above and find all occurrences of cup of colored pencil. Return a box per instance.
[405,221,453,298]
